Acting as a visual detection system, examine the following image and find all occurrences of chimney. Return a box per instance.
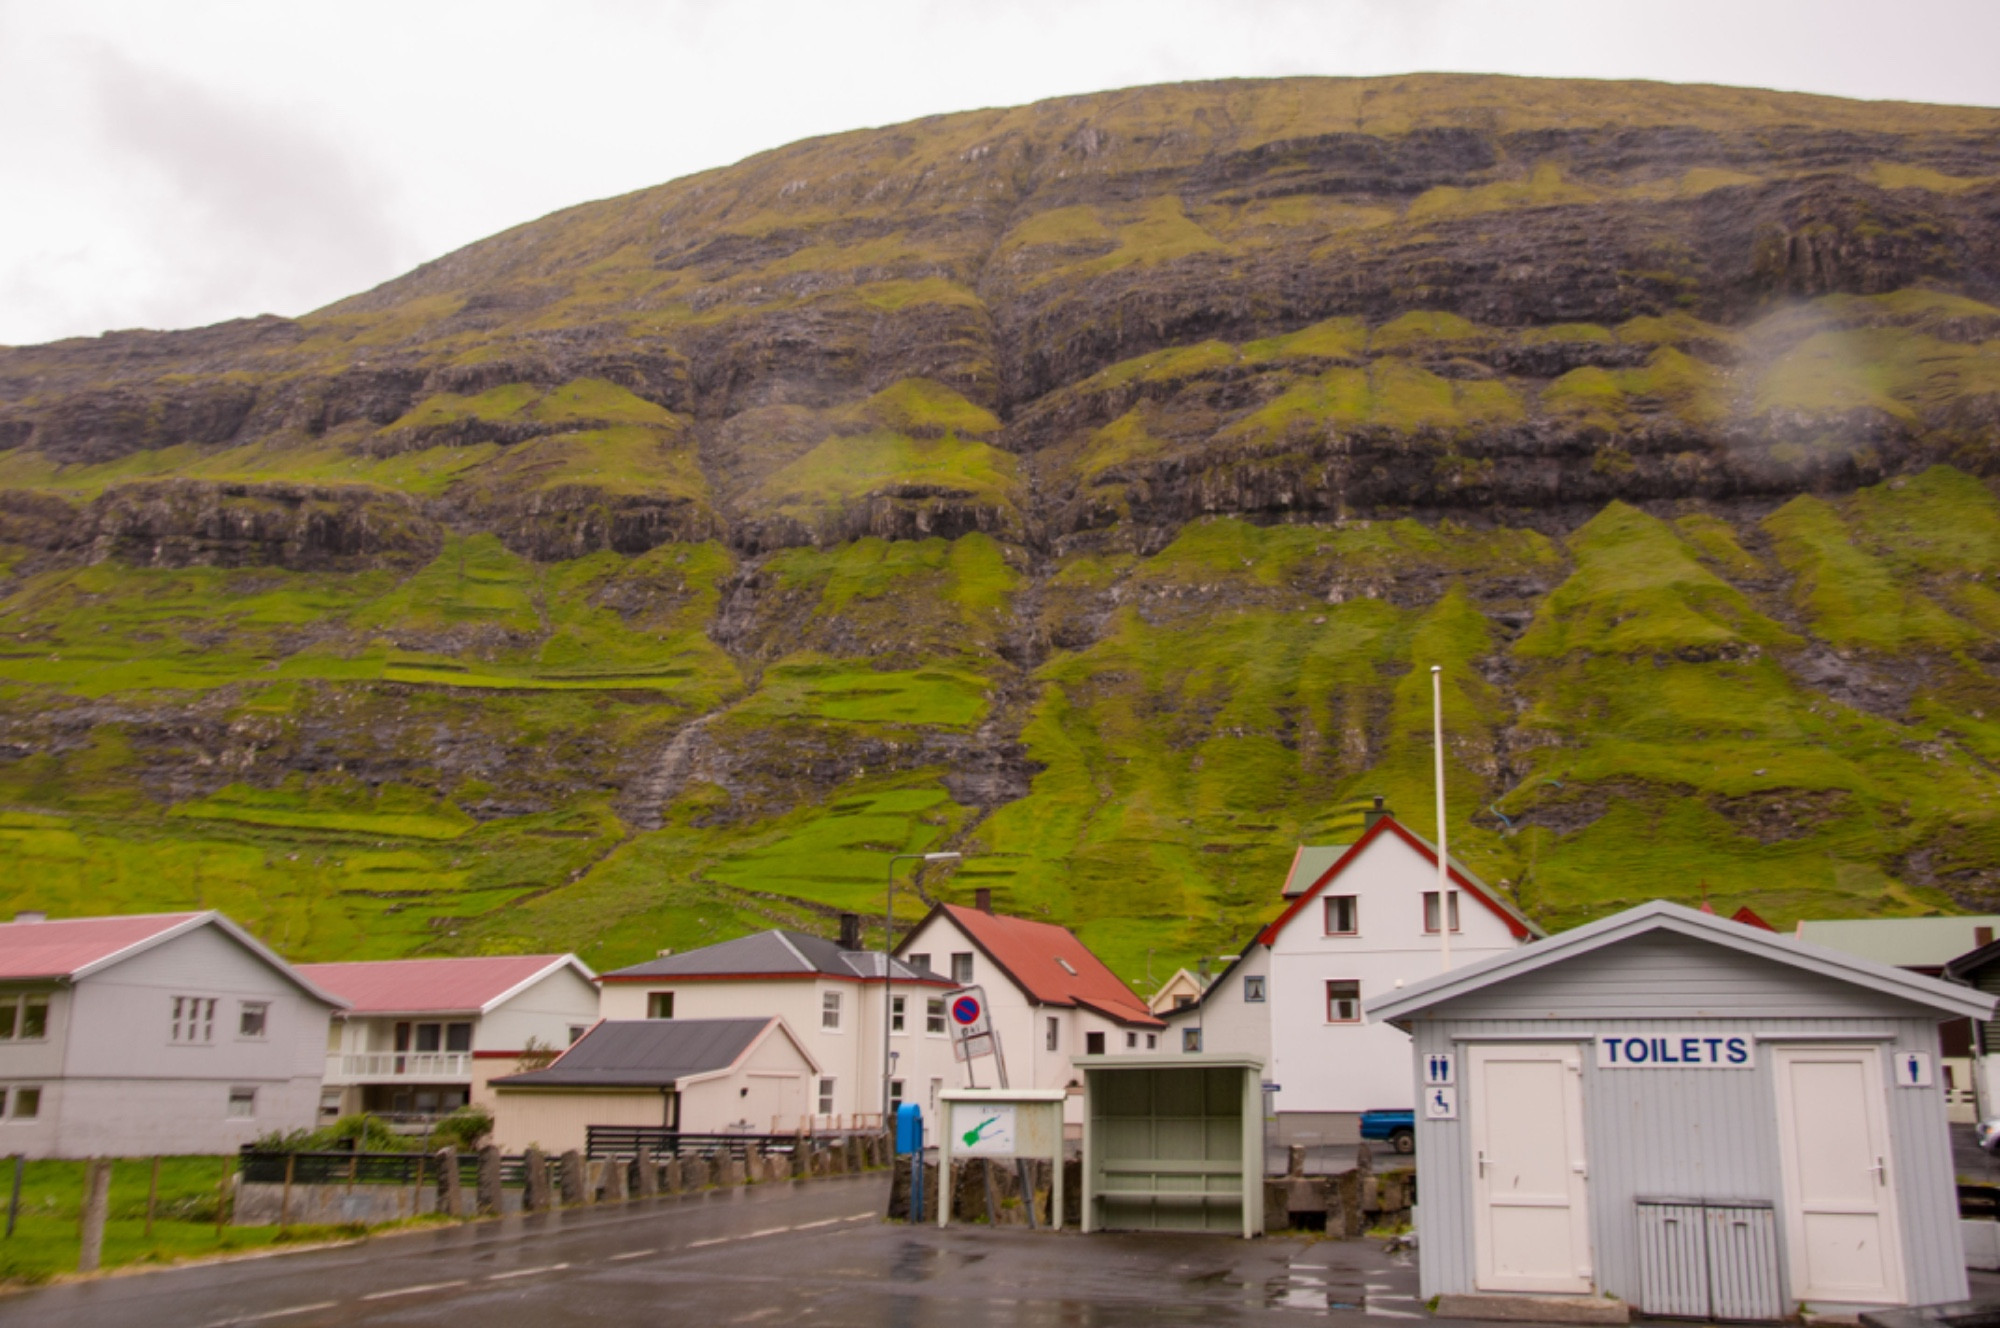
[838,912,861,951]
[975,888,993,914]
[1363,795,1391,830]
[12,911,45,924]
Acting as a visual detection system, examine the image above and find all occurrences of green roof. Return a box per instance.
[1281,845,1351,897]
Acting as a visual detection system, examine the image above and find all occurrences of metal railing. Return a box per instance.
[583,1128,802,1160]
[324,1051,472,1083]
[238,1149,534,1188]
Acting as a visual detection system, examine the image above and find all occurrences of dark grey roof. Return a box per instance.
[492,1018,772,1088]
[602,929,944,983]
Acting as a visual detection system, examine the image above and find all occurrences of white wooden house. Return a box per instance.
[300,954,599,1121]
[0,911,343,1157]
[597,915,956,1131]
[894,891,1164,1127]
[1167,808,1539,1144]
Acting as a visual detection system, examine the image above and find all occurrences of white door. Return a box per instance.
[1772,1046,1906,1305]
[1469,1044,1593,1294]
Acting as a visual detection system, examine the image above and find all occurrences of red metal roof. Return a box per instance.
[1731,905,1777,931]
[297,955,578,1015]
[931,905,1161,1027]
[0,912,205,980]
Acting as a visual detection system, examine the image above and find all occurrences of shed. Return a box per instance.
[1073,1053,1264,1237]
[1370,901,1996,1320]
[488,1016,817,1153]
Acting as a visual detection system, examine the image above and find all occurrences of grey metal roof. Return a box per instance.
[1369,899,1999,1025]
[492,1018,775,1089]
[1796,916,2000,970]
[601,929,943,983]
[1281,845,1350,897]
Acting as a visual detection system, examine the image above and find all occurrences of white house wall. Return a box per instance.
[490,1089,669,1155]
[1168,947,1272,1064]
[678,1030,816,1133]
[1265,832,1522,1123]
[476,966,601,1053]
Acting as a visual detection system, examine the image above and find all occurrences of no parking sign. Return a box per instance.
[948,985,996,1063]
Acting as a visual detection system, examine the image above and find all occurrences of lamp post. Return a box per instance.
[884,850,962,1127]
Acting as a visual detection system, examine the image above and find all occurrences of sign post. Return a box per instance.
[936,1089,1066,1231]
[947,985,1009,1087]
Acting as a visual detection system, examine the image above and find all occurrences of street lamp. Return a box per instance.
[883,851,962,1127]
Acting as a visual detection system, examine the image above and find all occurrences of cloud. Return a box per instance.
[73,44,422,324]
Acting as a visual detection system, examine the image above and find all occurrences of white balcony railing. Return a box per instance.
[324,1051,472,1084]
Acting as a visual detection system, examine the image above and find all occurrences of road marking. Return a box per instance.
[488,1262,569,1280]
[747,1226,792,1238]
[687,1211,873,1248]
[360,1280,470,1301]
[688,1235,734,1248]
[606,1248,656,1261]
[203,1303,339,1326]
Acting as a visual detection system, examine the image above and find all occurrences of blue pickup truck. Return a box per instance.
[1359,1109,1415,1154]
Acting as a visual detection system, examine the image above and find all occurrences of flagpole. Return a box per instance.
[1433,665,1451,973]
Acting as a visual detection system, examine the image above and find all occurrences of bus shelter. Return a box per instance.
[1074,1053,1264,1237]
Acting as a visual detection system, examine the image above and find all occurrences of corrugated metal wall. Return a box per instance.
[1409,1013,1966,1308]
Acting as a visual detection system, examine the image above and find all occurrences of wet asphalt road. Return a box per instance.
[0,1174,1446,1328]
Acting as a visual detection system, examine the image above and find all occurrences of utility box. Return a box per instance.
[1074,1054,1264,1238]
[936,1088,1067,1230]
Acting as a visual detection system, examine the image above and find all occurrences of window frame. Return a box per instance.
[925,998,947,1035]
[0,993,47,1042]
[1182,1027,1202,1053]
[821,989,843,1032]
[1422,889,1462,935]
[1085,1031,1105,1056]
[906,953,931,976]
[950,953,975,986]
[1325,979,1363,1024]
[7,1086,40,1120]
[238,1002,269,1040]
[1243,974,1267,1003]
[170,995,217,1045]
[890,995,906,1034]
[817,1076,836,1116]
[1045,1016,1059,1052]
[1324,894,1359,936]
[647,991,675,1019]
[227,1086,257,1119]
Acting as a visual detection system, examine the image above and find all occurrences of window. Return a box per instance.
[925,998,946,1035]
[1173,995,1194,1009]
[1146,1034,1157,1050]
[567,1026,587,1044]
[1086,1031,1105,1055]
[1326,980,1362,1023]
[414,1023,443,1053]
[1125,1032,1137,1049]
[447,1022,473,1053]
[817,1077,836,1116]
[7,1087,40,1120]
[171,996,216,1044]
[1244,975,1267,1003]
[0,994,48,1042]
[1324,895,1359,935]
[889,1080,904,1111]
[227,1087,256,1119]
[319,1089,342,1119]
[1423,890,1461,934]
[238,1002,268,1039]
[891,996,906,1034]
[907,953,931,975]
[821,990,843,1031]
[1182,1028,1202,1053]
[1045,1017,1059,1051]
[950,953,974,985]
[647,991,675,1019]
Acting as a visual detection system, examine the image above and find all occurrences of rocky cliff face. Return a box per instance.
[3,75,2000,978]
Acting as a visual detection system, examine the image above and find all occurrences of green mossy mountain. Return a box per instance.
[5,74,2000,984]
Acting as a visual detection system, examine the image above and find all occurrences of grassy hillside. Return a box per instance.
[6,74,2000,988]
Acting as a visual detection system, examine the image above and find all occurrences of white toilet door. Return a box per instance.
[1469,1044,1593,1294]
[1772,1045,1906,1305]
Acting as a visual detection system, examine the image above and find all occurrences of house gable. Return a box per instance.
[1258,816,1536,948]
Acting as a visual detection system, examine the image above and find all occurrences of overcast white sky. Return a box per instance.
[2,0,1996,348]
